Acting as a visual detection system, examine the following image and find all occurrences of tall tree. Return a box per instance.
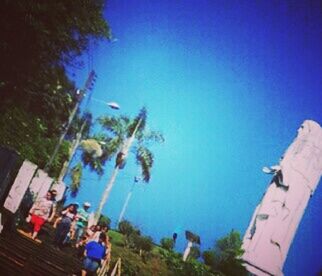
[0,0,110,106]
[94,107,164,222]
[202,230,247,276]
[0,0,110,176]
[59,110,117,196]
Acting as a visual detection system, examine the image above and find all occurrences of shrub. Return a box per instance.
[160,237,174,251]
[98,214,111,229]
[118,220,136,237]
[133,235,154,253]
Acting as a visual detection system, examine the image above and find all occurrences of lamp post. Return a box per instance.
[116,176,140,228]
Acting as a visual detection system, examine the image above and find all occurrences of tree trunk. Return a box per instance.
[94,166,120,223]
[94,118,143,223]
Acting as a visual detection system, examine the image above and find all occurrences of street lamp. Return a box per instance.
[91,97,121,110]
[116,176,141,228]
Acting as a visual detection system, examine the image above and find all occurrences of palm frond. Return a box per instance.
[80,150,104,175]
[99,116,126,137]
[138,130,165,144]
[70,162,82,197]
[136,146,154,182]
[127,107,147,137]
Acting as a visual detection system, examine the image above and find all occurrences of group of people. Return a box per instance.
[52,201,91,249]
[26,191,111,275]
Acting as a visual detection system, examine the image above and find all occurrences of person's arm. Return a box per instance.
[48,204,56,222]
[61,208,69,215]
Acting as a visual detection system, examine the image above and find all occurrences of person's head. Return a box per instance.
[83,202,91,210]
[95,225,101,231]
[99,232,107,243]
[46,191,55,201]
[101,225,109,233]
[51,189,57,197]
[68,203,78,213]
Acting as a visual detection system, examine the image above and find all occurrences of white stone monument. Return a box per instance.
[3,161,37,213]
[242,120,322,276]
[51,180,66,202]
[29,169,53,201]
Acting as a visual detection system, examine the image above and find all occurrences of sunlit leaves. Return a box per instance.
[70,162,83,197]
[136,146,154,182]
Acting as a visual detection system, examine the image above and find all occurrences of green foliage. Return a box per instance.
[136,146,154,182]
[159,250,215,276]
[79,132,114,176]
[118,220,137,237]
[0,0,109,99]
[121,258,141,276]
[106,230,216,276]
[160,237,175,251]
[189,246,201,260]
[132,235,154,253]
[0,107,70,177]
[0,0,110,178]
[127,107,147,137]
[70,162,82,197]
[202,230,247,276]
[202,250,217,268]
[98,214,111,229]
[98,108,163,183]
[80,139,103,158]
[108,230,126,247]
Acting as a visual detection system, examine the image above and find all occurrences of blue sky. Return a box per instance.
[67,1,322,275]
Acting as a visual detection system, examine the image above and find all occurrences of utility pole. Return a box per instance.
[117,176,139,228]
[57,117,89,181]
[44,71,96,173]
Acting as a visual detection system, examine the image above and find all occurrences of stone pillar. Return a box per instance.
[3,160,37,213]
[29,169,53,201]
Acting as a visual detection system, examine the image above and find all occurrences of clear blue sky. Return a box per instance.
[67,1,322,275]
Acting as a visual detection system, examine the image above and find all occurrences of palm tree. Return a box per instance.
[94,107,163,222]
[58,112,113,197]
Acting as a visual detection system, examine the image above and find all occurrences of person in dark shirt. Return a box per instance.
[81,232,108,275]
[53,203,77,249]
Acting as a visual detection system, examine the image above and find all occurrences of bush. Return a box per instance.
[189,246,201,260]
[133,235,154,253]
[202,230,247,276]
[99,214,111,229]
[160,250,215,276]
[160,237,174,251]
[118,220,136,237]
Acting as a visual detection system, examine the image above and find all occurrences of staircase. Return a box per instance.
[0,222,82,275]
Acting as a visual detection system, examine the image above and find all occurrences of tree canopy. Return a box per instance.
[202,230,247,276]
[0,0,110,177]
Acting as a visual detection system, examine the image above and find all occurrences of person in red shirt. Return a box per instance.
[27,190,56,240]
